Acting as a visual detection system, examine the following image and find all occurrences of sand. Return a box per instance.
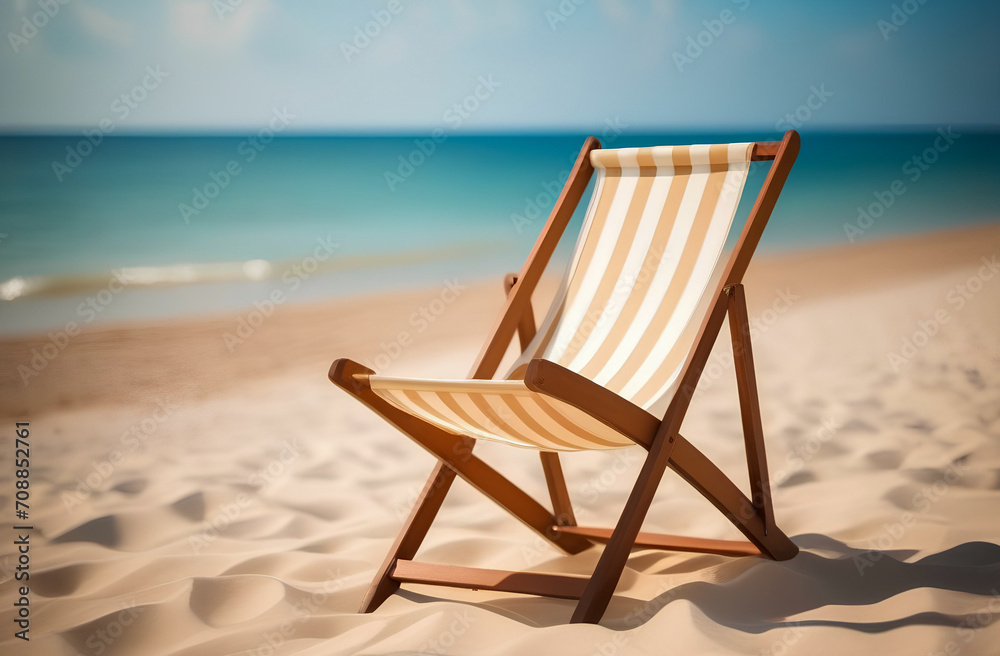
[1,223,1000,655]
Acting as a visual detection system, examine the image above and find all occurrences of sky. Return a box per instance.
[1,0,998,134]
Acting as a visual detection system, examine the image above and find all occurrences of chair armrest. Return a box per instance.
[523,359,659,450]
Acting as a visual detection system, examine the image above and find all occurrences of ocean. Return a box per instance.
[1,131,998,335]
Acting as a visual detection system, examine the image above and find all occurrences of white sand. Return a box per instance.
[2,224,999,655]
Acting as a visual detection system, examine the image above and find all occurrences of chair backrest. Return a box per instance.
[507,142,755,415]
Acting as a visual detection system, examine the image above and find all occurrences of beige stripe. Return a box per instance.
[466,393,537,445]
[437,391,491,434]
[591,148,626,170]
[530,301,565,362]
[400,390,470,436]
[527,169,609,361]
[531,396,626,448]
[604,145,731,394]
[557,150,658,366]
[630,148,736,407]
[629,306,703,409]
[378,389,420,419]
[487,394,570,449]
[553,167,624,352]
[504,395,580,449]
[574,146,693,379]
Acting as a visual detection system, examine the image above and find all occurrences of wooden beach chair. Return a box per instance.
[329,130,801,623]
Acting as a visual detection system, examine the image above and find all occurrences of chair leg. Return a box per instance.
[571,433,678,623]
[668,434,797,560]
[540,452,576,527]
[727,284,774,534]
[360,461,457,612]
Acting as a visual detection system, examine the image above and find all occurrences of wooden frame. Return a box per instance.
[329,130,802,623]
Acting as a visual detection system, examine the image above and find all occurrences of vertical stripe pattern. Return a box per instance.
[368,142,754,451]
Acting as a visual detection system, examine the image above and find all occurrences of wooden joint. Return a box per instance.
[751,140,780,161]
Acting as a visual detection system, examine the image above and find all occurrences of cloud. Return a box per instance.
[169,0,272,52]
[597,0,633,24]
[73,4,135,49]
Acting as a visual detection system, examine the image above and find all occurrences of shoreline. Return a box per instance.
[1,222,998,417]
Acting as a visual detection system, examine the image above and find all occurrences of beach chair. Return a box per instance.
[329,130,801,623]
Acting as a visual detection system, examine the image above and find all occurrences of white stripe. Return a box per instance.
[415,390,476,432]
[566,169,675,370]
[507,169,609,375]
[556,402,634,447]
[482,394,561,449]
[591,169,709,386]
[621,165,749,400]
[517,396,586,446]
[548,152,639,361]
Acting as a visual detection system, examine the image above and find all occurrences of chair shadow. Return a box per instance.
[398,535,1000,632]
[606,534,1000,633]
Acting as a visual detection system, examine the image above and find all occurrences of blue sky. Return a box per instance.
[1,0,997,133]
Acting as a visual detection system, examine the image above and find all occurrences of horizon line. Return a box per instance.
[1,124,998,138]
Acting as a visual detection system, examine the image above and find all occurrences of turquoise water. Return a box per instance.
[1,132,998,334]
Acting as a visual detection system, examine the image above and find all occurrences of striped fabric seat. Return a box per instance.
[369,142,755,451]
